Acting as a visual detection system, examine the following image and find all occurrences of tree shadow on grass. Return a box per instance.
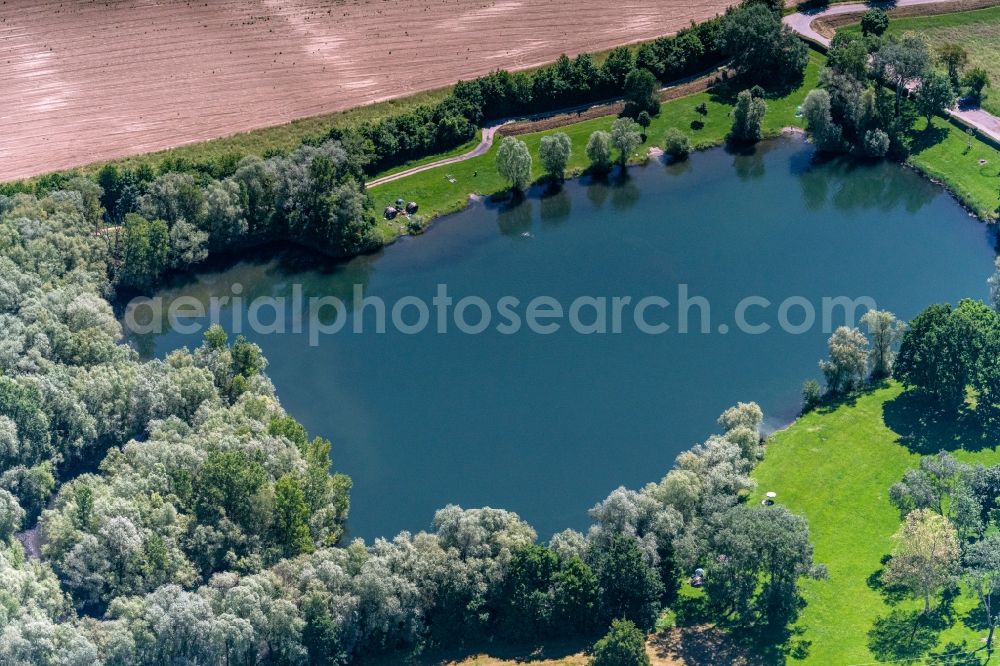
[866,554,913,606]
[867,608,947,662]
[882,391,1000,455]
[909,124,951,156]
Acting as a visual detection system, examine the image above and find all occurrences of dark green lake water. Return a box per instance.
[133,137,997,540]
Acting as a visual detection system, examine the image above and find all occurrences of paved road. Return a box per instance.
[783,0,1000,143]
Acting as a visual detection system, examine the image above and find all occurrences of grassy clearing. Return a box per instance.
[752,383,1000,664]
[841,5,1000,116]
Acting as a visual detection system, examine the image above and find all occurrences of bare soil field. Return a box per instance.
[0,0,734,181]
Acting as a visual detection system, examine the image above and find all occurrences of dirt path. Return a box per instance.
[0,0,736,182]
[783,0,1000,143]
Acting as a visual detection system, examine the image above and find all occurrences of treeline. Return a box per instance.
[95,140,380,291]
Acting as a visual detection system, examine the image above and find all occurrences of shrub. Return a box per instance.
[591,619,650,666]
[664,128,691,159]
[802,380,822,412]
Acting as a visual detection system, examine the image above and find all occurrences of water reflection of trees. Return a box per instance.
[730,140,781,181]
[798,155,938,214]
[496,197,534,237]
[609,173,641,211]
[126,245,376,355]
[539,186,571,226]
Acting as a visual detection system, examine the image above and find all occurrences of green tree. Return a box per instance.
[963,67,991,103]
[663,128,691,159]
[860,8,889,37]
[539,133,572,181]
[119,213,170,291]
[302,593,347,665]
[552,556,600,633]
[610,117,642,167]
[586,131,614,173]
[874,35,931,116]
[593,534,663,630]
[730,89,766,143]
[590,619,649,666]
[936,43,969,89]
[801,89,843,152]
[895,303,968,408]
[705,505,817,628]
[915,70,955,128]
[884,509,959,613]
[193,450,267,528]
[273,474,314,557]
[497,544,559,640]
[496,136,532,192]
[718,3,808,88]
[624,68,660,117]
[965,534,1000,654]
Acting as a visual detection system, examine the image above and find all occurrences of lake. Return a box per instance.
[130,136,998,541]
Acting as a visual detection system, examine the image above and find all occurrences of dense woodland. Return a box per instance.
[0,182,823,663]
[1,1,996,663]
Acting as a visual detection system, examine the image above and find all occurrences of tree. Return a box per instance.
[636,111,652,133]
[705,505,816,628]
[118,213,170,291]
[915,70,955,128]
[273,474,314,557]
[874,35,931,115]
[861,309,905,379]
[860,8,889,37]
[884,509,959,613]
[802,379,822,412]
[801,89,843,152]
[0,488,24,542]
[624,68,660,117]
[819,326,869,395]
[539,133,572,181]
[496,136,532,192]
[590,619,650,666]
[936,43,969,89]
[718,3,809,88]
[730,90,766,143]
[610,117,642,167]
[663,128,690,159]
[593,534,663,630]
[497,544,559,640]
[895,303,968,408]
[963,67,991,103]
[552,556,600,633]
[965,534,1000,654]
[586,131,614,173]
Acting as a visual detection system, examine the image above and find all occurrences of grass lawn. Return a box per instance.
[751,383,1000,664]
[840,5,1000,116]
[908,117,1000,221]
